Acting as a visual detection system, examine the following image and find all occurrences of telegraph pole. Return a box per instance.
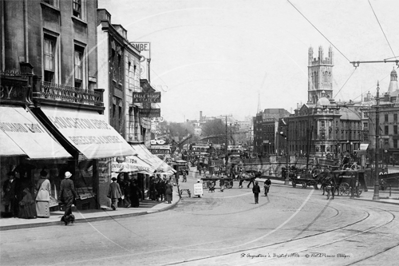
[373,82,380,201]
[225,115,228,154]
[349,60,396,200]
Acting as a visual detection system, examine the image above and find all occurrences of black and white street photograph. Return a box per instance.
[0,0,398,265]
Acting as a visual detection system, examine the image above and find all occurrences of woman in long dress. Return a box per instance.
[35,169,51,218]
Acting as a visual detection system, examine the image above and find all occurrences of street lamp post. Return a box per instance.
[284,137,289,185]
[373,83,380,201]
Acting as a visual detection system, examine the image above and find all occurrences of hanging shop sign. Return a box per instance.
[140,117,152,129]
[139,108,161,118]
[132,92,161,103]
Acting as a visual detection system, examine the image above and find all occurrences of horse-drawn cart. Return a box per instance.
[330,170,367,197]
[201,176,234,190]
[290,169,319,189]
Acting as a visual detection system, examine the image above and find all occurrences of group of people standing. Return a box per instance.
[108,174,142,210]
[2,168,77,226]
[107,173,174,211]
[148,176,174,204]
[2,169,53,219]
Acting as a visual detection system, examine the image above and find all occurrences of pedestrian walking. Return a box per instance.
[107,177,123,210]
[35,169,51,218]
[60,171,77,226]
[264,178,271,196]
[252,181,261,204]
[165,181,173,204]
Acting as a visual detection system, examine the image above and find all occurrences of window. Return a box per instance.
[42,0,59,7]
[394,125,398,135]
[395,113,398,123]
[395,140,398,149]
[385,114,388,122]
[74,45,84,89]
[72,0,82,18]
[43,35,57,83]
[385,125,389,135]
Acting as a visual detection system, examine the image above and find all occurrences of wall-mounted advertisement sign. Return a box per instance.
[131,42,151,60]
[131,42,150,80]
[139,108,161,118]
[132,92,161,103]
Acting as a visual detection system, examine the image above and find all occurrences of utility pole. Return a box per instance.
[284,135,289,185]
[225,116,228,155]
[349,60,392,201]
[373,82,380,201]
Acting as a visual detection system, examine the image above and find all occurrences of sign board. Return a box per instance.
[131,42,150,59]
[193,183,203,196]
[98,158,111,184]
[131,42,150,80]
[133,92,161,103]
[139,108,161,118]
[0,75,28,104]
[150,139,166,145]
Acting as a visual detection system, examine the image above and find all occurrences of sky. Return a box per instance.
[98,0,399,123]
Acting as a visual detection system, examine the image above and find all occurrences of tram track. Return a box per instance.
[162,200,397,265]
[49,188,398,266]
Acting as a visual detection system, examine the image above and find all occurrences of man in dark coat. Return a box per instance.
[60,171,77,225]
[2,172,19,217]
[252,181,261,204]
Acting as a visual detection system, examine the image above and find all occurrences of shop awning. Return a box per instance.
[41,107,135,159]
[111,155,155,175]
[0,106,71,159]
[130,144,176,175]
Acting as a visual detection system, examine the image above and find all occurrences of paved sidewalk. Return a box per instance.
[0,190,180,231]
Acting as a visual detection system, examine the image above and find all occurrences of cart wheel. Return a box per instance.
[302,183,307,189]
[339,183,350,196]
[292,182,296,188]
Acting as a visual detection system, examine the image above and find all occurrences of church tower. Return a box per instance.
[307,46,334,105]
